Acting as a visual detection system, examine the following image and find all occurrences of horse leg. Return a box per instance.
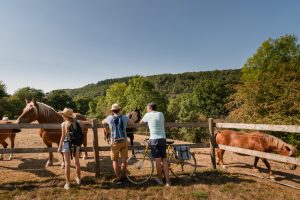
[261,158,275,180]
[82,130,88,160]
[0,141,8,160]
[45,142,54,167]
[216,149,226,169]
[253,157,260,172]
[8,134,16,160]
[130,134,134,155]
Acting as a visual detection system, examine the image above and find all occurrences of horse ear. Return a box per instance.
[25,98,28,104]
[32,98,37,105]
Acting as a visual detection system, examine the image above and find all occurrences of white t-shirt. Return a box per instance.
[141,111,166,139]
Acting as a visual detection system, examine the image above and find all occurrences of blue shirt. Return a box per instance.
[105,114,129,143]
[141,111,166,139]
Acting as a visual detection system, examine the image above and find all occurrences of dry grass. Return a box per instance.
[0,128,300,199]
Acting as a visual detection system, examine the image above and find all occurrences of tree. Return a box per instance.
[87,96,106,119]
[193,80,232,119]
[45,90,76,111]
[227,34,300,124]
[105,82,127,109]
[124,76,167,114]
[13,87,45,102]
[74,97,92,115]
[0,81,7,98]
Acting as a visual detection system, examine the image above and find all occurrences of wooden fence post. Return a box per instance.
[208,118,216,170]
[92,118,100,178]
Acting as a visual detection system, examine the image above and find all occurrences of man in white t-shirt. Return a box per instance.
[140,102,171,187]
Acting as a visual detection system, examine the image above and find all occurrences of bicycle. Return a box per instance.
[126,138,197,185]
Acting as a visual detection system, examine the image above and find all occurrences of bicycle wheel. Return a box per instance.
[168,151,197,178]
[126,151,154,184]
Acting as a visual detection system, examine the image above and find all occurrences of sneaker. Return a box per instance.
[64,183,70,190]
[154,177,164,185]
[111,177,122,184]
[75,177,81,185]
[165,181,171,187]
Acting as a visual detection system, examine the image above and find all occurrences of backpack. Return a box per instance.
[112,115,126,142]
[67,121,84,152]
[174,145,191,160]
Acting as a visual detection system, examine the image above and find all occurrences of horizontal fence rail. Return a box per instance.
[217,144,300,166]
[215,123,300,133]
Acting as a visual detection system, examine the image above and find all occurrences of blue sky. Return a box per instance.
[0,0,299,94]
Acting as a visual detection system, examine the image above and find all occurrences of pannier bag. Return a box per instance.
[174,145,191,160]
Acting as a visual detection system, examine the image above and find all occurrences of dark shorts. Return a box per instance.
[149,138,166,158]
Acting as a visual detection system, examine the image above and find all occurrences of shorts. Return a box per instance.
[61,140,80,153]
[149,138,166,158]
[111,141,128,161]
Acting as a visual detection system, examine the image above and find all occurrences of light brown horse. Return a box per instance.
[216,129,297,180]
[16,99,88,167]
[0,120,21,160]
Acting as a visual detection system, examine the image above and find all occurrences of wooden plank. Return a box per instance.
[92,119,100,178]
[0,123,93,129]
[216,123,300,133]
[0,147,94,154]
[209,118,216,169]
[217,144,300,166]
[0,143,208,154]
[165,122,209,128]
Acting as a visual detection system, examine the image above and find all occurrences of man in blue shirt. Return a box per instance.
[102,103,133,183]
[140,102,171,186]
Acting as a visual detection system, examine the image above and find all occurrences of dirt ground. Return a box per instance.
[0,128,300,200]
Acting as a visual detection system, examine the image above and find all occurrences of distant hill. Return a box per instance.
[65,69,241,99]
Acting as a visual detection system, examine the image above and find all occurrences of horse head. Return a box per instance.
[280,144,298,170]
[128,108,142,123]
[16,99,40,123]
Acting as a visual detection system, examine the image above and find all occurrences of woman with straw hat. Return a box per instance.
[57,107,90,190]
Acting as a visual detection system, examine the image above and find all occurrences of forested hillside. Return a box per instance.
[65,69,241,99]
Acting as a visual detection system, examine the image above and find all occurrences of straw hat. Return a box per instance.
[58,108,76,119]
[111,103,121,111]
[2,117,9,121]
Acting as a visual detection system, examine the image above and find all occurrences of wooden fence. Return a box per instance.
[0,119,300,178]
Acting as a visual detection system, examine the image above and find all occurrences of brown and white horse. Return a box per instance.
[103,108,142,154]
[16,99,88,167]
[0,120,21,160]
[216,129,297,180]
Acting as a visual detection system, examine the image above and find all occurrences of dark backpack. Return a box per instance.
[68,121,84,147]
[112,115,125,141]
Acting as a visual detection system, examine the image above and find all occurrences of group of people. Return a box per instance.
[57,102,171,190]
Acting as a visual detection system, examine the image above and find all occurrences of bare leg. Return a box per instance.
[162,158,170,183]
[63,152,71,184]
[121,156,127,179]
[112,160,120,178]
[74,149,81,181]
[61,152,65,169]
[155,158,163,181]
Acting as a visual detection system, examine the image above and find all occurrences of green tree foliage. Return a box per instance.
[13,87,45,102]
[124,76,167,114]
[193,80,232,119]
[167,93,198,122]
[74,97,91,115]
[45,90,76,111]
[0,81,7,98]
[105,82,127,109]
[88,96,107,119]
[227,34,300,124]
